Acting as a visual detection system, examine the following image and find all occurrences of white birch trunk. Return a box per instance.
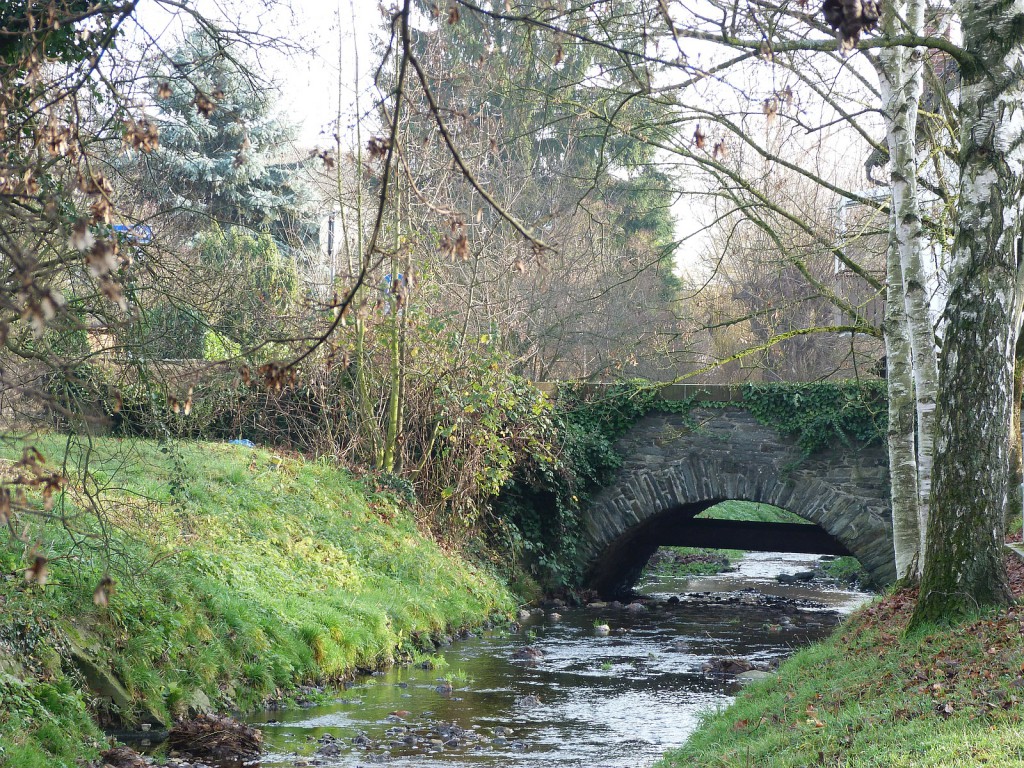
[877,0,932,580]
[913,0,1024,623]
[883,214,923,580]
[892,0,939,575]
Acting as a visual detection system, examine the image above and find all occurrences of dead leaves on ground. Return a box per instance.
[724,562,1024,748]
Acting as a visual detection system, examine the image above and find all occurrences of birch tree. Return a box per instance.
[911,0,1024,623]
[875,0,937,581]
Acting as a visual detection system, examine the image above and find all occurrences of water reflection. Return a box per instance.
[248,552,868,768]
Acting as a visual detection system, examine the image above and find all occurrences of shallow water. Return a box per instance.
[248,552,868,768]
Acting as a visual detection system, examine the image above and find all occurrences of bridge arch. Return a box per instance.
[577,405,895,595]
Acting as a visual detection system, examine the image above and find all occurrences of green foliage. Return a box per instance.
[141,303,207,360]
[741,380,888,455]
[0,1,119,69]
[414,323,558,524]
[819,555,868,583]
[202,329,242,362]
[196,225,299,349]
[0,675,99,768]
[642,547,738,579]
[493,380,668,590]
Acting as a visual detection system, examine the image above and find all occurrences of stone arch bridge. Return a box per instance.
[563,385,894,596]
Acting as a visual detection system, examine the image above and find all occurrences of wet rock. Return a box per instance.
[736,669,774,681]
[68,642,166,729]
[185,689,212,718]
[702,658,755,675]
[586,601,608,609]
[517,609,532,620]
[529,608,545,617]
[511,646,544,661]
[516,694,541,708]
[625,602,647,613]
[351,732,373,747]
[594,624,611,636]
[548,612,562,621]
[666,595,681,605]
[316,733,344,755]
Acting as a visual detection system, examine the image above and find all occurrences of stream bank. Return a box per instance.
[660,551,1024,767]
[0,438,512,768]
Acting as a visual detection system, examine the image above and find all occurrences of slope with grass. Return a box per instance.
[0,437,512,768]
[658,554,1024,767]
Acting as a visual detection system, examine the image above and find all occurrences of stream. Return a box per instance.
[247,551,869,768]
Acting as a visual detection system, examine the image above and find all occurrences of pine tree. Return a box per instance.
[135,29,316,248]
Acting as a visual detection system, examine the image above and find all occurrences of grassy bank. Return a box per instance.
[659,555,1024,767]
[0,436,512,768]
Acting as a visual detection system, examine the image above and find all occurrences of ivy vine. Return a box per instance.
[740,381,887,455]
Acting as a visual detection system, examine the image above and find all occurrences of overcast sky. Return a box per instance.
[133,0,385,144]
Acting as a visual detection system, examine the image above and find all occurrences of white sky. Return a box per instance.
[133,0,384,144]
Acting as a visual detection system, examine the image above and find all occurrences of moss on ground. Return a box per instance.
[658,554,1024,767]
[0,436,512,768]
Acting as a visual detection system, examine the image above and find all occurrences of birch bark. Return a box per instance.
[912,0,1024,624]
[877,0,934,580]
[882,217,923,580]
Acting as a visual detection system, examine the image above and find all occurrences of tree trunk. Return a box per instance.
[1009,330,1024,532]
[877,0,931,580]
[884,247,922,581]
[911,2,1023,625]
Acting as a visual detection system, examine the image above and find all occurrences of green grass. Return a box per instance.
[643,547,741,579]
[819,555,867,583]
[697,500,810,524]
[0,435,513,767]
[658,587,1024,767]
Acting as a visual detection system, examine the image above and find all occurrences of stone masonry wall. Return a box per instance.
[579,406,894,594]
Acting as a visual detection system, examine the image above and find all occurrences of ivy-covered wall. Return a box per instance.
[494,380,888,592]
